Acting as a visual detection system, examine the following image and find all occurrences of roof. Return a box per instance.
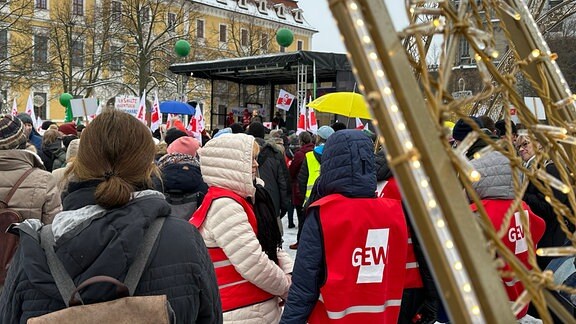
[193,0,317,33]
[169,50,351,85]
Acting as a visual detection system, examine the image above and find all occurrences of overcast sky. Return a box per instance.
[298,1,409,53]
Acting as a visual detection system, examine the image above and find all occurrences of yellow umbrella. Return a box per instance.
[307,92,372,119]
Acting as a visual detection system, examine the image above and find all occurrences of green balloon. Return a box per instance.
[59,93,73,107]
[174,40,191,57]
[276,28,294,48]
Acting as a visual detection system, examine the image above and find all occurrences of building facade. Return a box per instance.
[0,0,316,121]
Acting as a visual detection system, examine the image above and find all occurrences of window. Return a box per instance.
[280,45,285,53]
[71,40,84,67]
[141,6,149,22]
[260,33,268,52]
[292,9,303,23]
[241,28,248,47]
[258,0,267,14]
[73,0,83,16]
[167,13,176,32]
[35,0,47,9]
[196,19,204,39]
[0,30,7,60]
[459,38,469,59]
[112,1,122,22]
[219,24,227,43]
[297,40,303,51]
[274,4,285,18]
[33,35,48,64]
[238,0,247,9]
[110,45,122,71]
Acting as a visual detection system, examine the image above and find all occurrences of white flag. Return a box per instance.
[11,98,18,116]
[135,89,147,124]
[187,104,205,144]
[36,116,44,134]
[25,94,38,129]
[150,91,161,132]
[276,89,295,111]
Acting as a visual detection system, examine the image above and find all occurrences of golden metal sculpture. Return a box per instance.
[329,0,576,322]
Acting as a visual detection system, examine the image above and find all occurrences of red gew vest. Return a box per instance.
[190,187,274,312]
[378,177,423,289]
[308,194,408,323]
[470,200,545,319]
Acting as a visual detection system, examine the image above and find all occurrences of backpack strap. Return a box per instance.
[40,225,81,307]
[40,217,166,306]
[1,168,35,207]
[124,217,165,295]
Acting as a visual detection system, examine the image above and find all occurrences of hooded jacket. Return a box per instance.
[281,130,379,323]
[38,140,67,172]
[196,133,293,323]
[0,184,222,324]
[0,149,61,224]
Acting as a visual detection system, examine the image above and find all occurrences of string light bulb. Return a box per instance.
[536,246,576,257]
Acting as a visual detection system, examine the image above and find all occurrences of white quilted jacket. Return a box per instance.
[197,134,293,323]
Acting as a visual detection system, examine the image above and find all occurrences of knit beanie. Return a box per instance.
[167,136,200,157]
[230,123,244,134]
[58,122,77,136]
[16,112,33,125]
[165,128,188,146]
[0,114,28,150]
[452,117,483,141]
[41,120,57,130]
[246,121,266,139]
[317,125,335,140]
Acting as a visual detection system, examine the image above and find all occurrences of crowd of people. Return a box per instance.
[0,109,572,323]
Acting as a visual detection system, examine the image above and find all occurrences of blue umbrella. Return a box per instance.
[159,101,195,115]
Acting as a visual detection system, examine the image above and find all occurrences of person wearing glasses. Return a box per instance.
[516,135,571,270]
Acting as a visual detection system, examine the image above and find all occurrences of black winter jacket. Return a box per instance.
[255,138,291,216]
[524,161,570,269]
[0,182,222,324]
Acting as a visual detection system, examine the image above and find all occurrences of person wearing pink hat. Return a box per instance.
[158,136,207,220]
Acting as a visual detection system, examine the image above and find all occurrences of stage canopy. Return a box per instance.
[169,50,351,85]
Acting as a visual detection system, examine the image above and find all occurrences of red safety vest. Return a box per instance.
[378,177,423,289]
[470,199,545,319]
[308,194,408,323]
[191,187,274,312]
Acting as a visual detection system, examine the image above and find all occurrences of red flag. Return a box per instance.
[307,99,318,134]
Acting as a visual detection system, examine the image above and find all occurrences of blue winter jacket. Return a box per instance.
[280,130,377,323]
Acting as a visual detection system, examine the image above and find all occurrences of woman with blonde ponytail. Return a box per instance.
[0,110,222,324]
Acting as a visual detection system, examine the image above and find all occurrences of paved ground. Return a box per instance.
[281,209,298,261]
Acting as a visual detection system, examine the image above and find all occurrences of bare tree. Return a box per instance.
[0,0,37,105]
[117,0,202,99]
[45,1,122,98]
